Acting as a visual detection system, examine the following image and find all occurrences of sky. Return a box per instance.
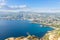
[0,0,60,13]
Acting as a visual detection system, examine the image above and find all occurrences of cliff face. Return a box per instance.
[42,29,60,40]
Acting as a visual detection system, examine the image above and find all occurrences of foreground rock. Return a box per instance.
[5,35,40,40]
[42,29,60,40]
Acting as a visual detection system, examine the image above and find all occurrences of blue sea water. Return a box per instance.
[0,20,53,40]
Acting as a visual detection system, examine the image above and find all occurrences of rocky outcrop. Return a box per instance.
[5,35,40,40]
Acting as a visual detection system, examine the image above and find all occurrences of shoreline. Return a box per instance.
[30,21,58,30]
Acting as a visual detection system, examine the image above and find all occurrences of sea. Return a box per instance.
[0,20,53,40]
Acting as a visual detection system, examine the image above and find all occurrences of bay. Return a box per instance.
[0,20,53,40]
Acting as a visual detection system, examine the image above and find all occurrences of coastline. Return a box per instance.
[30,21,58,30]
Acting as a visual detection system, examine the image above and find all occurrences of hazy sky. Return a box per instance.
[0,0,60,12]
[7,0,60,8]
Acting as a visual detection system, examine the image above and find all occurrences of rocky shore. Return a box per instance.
[5,34,40,40]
